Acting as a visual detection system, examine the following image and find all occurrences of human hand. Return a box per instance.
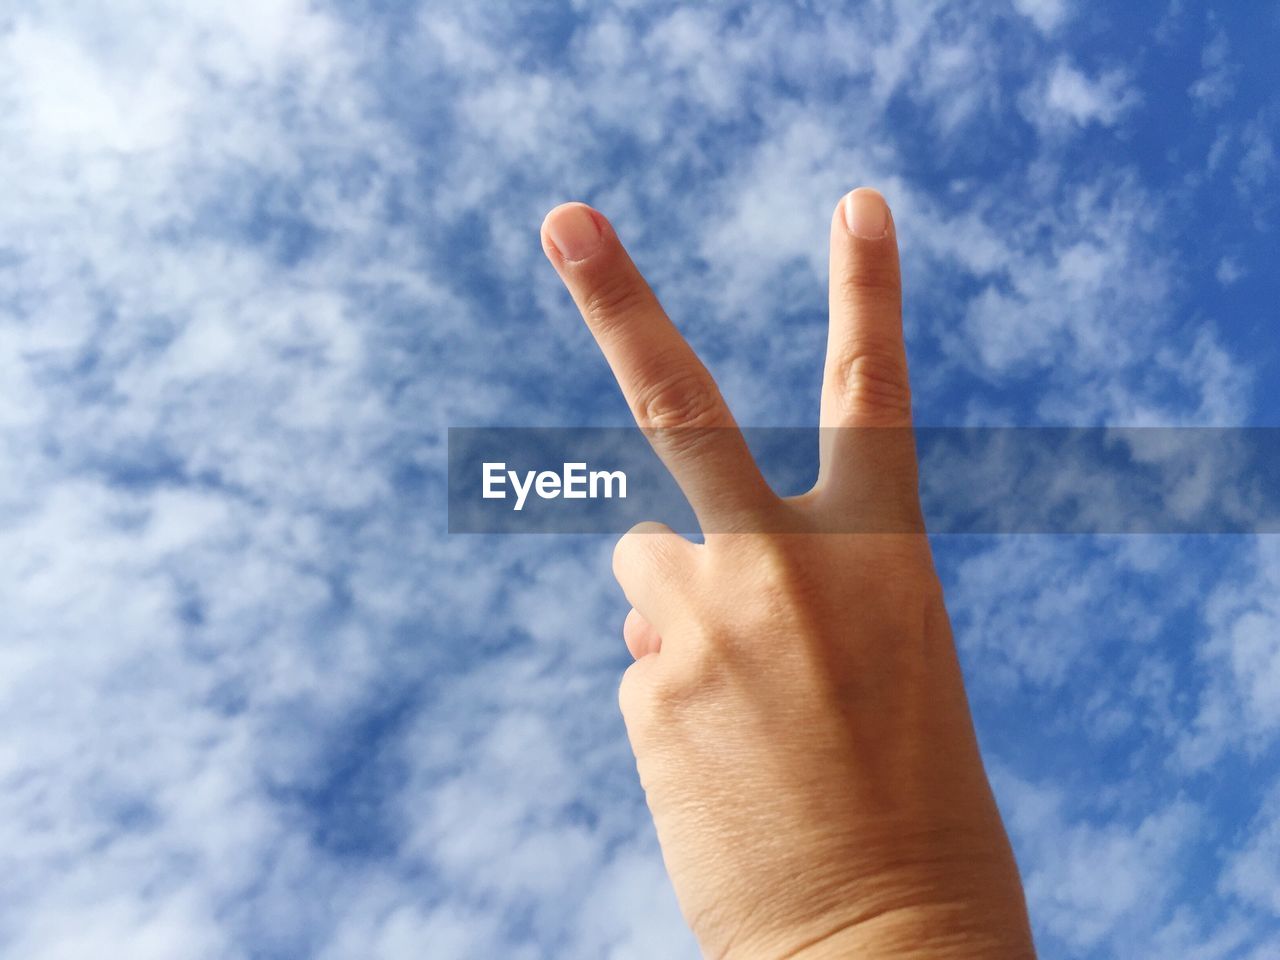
[540,190,1037,959]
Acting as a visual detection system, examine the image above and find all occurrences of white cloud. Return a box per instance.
[1198,111,1276,229]
[1221,778,1280,914]
[949,174,1248,424]
[993,765,1199,951]
[1207,126,1233,173]
[1027,58,1140,130]
[1180,539,1280,768]
[946,537,1180,691]
[1216,256,1245,285]
[2,889,233,960]
[0,0,442,953]
[1149,905,1257,960]
[1234,114,1277,213]
[1189,27,1237,109]
[1012,0,1071,34]
[2,23,186,153]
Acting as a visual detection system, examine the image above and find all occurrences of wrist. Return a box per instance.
[721,826,1038,960]
[777,899,1037,960]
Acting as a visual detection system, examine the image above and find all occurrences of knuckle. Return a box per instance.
[632,363,724,430]
[581,273,651,333]
[646,651,712,716]
[755,535,803,584]
[705,536,812,633]
[829,345,912,419]
[625,624,721,708]
[838,260,901,304]
[746,538,809,609]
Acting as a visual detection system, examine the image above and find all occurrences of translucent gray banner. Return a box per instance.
[447,427,1280,534]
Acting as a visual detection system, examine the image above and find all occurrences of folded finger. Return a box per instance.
[611,520,696,633]
[623,607,662,659]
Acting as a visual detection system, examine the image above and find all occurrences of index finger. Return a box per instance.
[541,202,773,531]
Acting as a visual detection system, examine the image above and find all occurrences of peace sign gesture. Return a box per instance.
[542,189,915,532]
[541,191,1036,959]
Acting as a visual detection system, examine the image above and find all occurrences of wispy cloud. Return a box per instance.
[1025,58,1141,131]
[1189,24,1238,111]
[994,764,1200,951]
[1012,0,1071,35]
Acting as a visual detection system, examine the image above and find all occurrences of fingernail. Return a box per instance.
[545,204,602,262]
[843,188,889,240]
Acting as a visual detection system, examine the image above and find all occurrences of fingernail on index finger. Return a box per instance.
[544,203,603,262]
[843,188,889,240]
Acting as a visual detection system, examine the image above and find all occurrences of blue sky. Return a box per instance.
[1,1,1278,958]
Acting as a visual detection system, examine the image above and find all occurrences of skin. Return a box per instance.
[540,189,1038,959]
